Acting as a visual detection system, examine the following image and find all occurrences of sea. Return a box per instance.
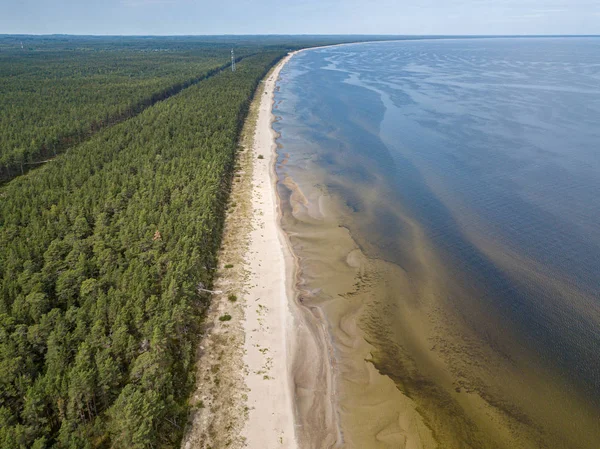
[273,38,600,449]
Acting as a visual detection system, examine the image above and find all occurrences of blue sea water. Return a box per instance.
[274,37,600,439]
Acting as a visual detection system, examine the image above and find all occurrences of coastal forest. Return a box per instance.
[0,35,371,448]
[0,37,270,182]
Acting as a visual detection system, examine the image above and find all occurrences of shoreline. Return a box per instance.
[239,52,301,449]
[272,53,343,449]
[242,43,439,449]
[255,45,427,449]
[184,40,482,449]
[268,46,433,449]
[181,47,351,449]
[243,48,344,449]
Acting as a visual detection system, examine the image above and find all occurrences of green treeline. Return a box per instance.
[0,48,234,180]
[0,51,283,448]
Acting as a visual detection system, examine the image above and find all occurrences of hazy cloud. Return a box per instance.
[1,0,598,35]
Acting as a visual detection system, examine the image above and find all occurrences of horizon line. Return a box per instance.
[2,33,600,38]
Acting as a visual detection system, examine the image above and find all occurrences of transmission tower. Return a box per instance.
[231,49,236,72]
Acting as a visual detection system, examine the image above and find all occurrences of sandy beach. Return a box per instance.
[182,52,325,449]
[239,49,346,449]
[239,53,299,449]
[240,48,349,448]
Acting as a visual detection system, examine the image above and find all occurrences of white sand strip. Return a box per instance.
[241,53,299,449]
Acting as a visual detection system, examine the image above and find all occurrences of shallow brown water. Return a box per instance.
[274,39,600,449]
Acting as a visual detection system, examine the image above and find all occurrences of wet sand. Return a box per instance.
[278,169,437,449]
[272,49,440,448]
[277,144,600,449]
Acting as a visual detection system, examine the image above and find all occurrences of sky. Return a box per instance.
[1,0,599,35]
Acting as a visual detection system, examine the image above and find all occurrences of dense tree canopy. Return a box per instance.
[0,47,234,180]
[0,51,283,448]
